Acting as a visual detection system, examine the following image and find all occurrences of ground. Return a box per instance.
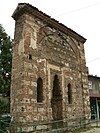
[81,128,100,133]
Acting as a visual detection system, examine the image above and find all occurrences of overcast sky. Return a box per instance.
[0,0,100,76]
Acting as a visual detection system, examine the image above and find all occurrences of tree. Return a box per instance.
[0,99,10,114]
[0,24,12,97]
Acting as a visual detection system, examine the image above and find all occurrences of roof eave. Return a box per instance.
[12,3,86,43]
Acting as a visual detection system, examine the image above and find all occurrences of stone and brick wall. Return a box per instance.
[11,3,90,132]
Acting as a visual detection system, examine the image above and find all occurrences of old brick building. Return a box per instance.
[11,3,90,132]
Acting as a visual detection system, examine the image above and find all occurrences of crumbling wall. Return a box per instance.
[11,12,90,132]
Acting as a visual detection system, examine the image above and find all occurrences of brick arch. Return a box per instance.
[37,26,51,44]
[67,36,80,59]
[37,26,80,60]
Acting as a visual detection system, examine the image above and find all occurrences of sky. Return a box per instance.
[0,0,100,76]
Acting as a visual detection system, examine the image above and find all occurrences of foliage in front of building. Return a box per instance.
[0,24,12,115]
[0,99,10,115]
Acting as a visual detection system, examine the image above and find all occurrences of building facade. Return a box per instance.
[88,75,100,120]
[11,3,90,132]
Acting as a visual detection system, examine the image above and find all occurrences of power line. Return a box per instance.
[57,2,100,17]
[86,58,100,64]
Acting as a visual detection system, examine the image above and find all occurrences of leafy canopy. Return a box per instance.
[0,24,12,97]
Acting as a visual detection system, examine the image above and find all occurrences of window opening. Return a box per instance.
[29,54,32,60]
[37,77,43,102]
[68,83,72,104]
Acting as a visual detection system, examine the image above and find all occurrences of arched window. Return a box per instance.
[68,83,72,104]
[37,77,43,102]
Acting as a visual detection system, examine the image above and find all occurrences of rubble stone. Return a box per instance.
[11,3,90,132]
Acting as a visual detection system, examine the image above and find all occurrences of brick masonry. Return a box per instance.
[11,3,90,132]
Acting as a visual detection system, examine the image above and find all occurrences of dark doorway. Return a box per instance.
[51,75,63,128]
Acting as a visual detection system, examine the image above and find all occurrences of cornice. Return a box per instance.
[12,3,86,43]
